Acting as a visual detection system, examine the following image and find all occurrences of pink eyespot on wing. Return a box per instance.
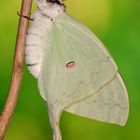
[66,61,75,69]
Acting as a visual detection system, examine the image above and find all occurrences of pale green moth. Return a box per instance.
[25,0,129,140]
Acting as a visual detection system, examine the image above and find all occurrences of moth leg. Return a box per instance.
[17,12,33,21]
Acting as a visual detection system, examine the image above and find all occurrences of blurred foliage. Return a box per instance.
[0,0,140,140]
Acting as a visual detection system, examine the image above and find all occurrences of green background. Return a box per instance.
[0,0,140,140]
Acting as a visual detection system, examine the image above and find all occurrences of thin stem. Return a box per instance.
[0,0,32,139]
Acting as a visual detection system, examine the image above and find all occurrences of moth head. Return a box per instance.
[46,0,63,5]
[35,0,65,18]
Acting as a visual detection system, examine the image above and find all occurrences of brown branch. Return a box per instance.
[0,0,32,139]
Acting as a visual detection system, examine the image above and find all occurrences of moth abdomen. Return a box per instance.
[25,10,52,78]
[25,46,42,78]
[25,29,44,78]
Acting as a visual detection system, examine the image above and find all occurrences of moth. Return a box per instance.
[25,0,129,140]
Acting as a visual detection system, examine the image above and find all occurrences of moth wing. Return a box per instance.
[65,73,129,126]
[38,14,129,125]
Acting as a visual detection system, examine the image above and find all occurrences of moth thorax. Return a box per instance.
[36,0,65,19]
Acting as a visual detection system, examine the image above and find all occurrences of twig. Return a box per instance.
[0,0,32,139]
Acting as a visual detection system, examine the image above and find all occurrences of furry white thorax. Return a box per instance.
[35,0,65,19]
[25,0,65,78]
